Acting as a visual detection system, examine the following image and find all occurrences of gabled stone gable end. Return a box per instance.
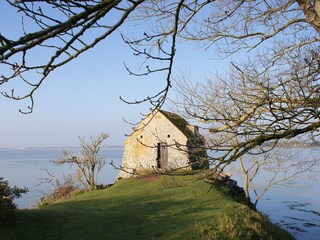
[118,110,208,179]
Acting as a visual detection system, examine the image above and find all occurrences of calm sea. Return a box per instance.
[0,147,123,209]
[0,147,319,240]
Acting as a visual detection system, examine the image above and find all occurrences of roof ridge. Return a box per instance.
[158,110,196,139]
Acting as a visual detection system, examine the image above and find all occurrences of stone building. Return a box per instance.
[118,110,208,179]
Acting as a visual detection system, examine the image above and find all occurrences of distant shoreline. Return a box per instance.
[0,146,124,150]
[1,145,319,150]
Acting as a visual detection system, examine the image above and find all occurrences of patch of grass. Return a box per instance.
[0,175,293,240]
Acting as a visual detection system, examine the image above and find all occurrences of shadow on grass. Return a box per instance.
[1,177,294,240]
[6,179,221,240]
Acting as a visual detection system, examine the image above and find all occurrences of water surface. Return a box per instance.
[0,147,319,240]
[0,147,122,208]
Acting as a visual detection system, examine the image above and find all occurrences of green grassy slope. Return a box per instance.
[1,175,293,240]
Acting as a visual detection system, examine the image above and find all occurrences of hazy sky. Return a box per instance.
[1,2,228,148]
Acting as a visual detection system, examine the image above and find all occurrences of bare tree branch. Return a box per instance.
[54,133,109,191]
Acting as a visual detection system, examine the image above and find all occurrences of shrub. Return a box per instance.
[38,176,83,207]
[0,178,28,225]
[96,183,113,190]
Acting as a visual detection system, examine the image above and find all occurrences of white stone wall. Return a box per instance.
[118,111,191,179]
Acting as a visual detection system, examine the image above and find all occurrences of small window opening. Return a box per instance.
[140,135,143,139]
[167,134,171,138]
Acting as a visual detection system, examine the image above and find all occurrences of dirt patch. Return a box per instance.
[139,175,161,182]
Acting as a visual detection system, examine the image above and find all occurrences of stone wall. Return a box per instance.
[118,112,191,179]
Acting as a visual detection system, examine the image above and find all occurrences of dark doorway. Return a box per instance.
[157,143,168,169]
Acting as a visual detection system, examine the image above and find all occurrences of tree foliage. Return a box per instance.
[0,177,28,224]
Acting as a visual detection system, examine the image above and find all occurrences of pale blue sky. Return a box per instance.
[0,2,228,148]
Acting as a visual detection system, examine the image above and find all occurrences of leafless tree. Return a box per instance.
[54,133,109,191]
[173,67,320,206]
[2,1,319,114]
[0,0,146,113]
[231,148,319,208]
[173,50,320,169]
[1,1,320,161]
[0,0,182,112]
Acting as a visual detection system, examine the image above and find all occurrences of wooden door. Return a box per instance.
[157,143,168,169]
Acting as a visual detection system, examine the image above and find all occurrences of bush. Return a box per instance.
[0,178,28,225]
[95,183,113,190]
[38,177,83,207]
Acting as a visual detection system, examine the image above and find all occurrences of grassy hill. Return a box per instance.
[1,175,293,240]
